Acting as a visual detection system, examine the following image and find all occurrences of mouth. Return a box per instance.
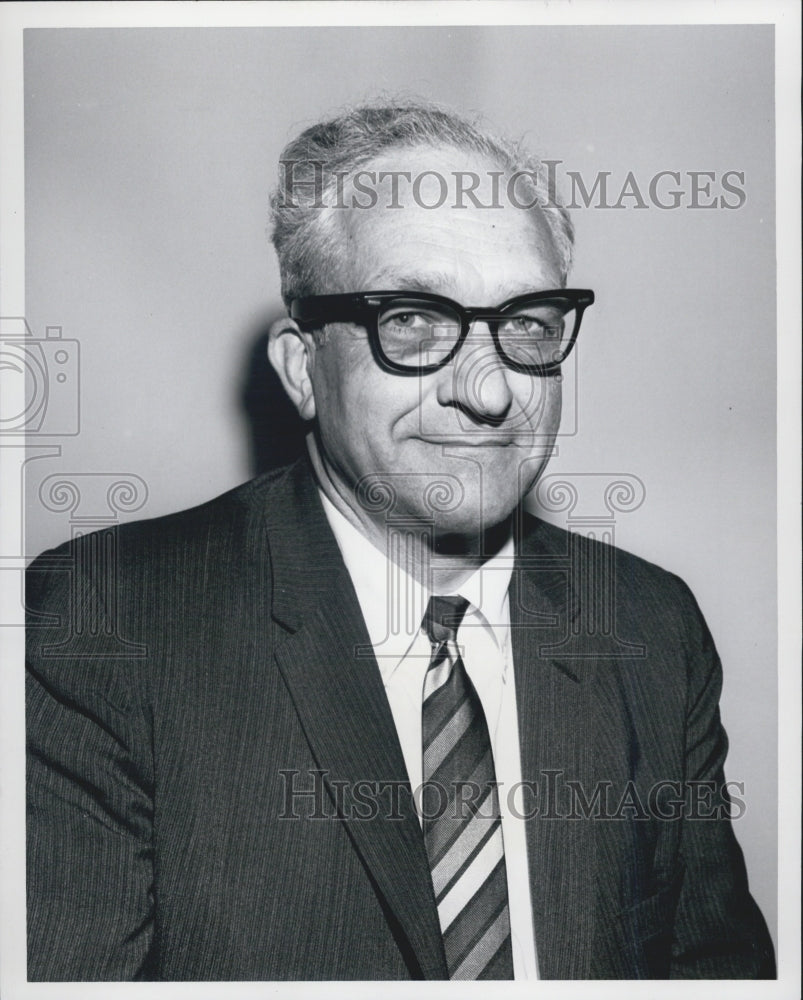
[417,436,516,448]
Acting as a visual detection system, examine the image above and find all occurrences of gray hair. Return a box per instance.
[269,100,574,305]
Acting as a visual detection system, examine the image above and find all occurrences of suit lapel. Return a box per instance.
[510,516,596,979]
[262,461,447,979]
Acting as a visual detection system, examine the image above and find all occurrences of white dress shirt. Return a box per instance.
[319,491,539,980]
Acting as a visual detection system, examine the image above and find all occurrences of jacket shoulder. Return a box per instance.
[523,512,682,580]
[24,464,305,642]
[521,513,707,643]
[28,465,295,571]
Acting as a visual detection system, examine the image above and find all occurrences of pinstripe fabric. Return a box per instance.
[421,596,514,980]
[25,458,775,980]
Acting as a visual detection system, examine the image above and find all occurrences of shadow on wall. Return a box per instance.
[240,314,307,476]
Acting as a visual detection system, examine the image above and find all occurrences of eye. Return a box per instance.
[501,308,565,338]
[380,308,460,339]
[506,315,544,334]
[382,310,433,329]
[500,315,547,337]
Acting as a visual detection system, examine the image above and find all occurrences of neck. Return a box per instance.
[426,520,513,592]
[307,436,513,592]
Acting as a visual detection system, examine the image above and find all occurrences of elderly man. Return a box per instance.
[26,101,774,981]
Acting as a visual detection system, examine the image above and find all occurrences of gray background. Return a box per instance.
[23,26,776,946]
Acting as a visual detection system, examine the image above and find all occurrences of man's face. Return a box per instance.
[306,145,564,539]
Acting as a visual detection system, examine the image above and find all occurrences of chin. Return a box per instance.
[427,496,518,539]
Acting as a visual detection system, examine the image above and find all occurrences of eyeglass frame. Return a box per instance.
[288,288,595,376]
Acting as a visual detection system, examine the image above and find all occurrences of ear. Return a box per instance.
[267,316,317,421]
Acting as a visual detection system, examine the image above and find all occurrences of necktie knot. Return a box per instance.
[423,595,470,646]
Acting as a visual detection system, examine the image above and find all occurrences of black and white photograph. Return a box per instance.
[0,1,799,994]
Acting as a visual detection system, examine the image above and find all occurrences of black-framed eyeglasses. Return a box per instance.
[289,289,595,375]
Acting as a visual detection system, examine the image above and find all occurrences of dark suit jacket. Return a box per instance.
[26,458,775,980]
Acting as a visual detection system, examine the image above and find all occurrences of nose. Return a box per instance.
[436,322,513,422]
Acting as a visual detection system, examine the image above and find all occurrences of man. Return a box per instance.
[26,101,774,980]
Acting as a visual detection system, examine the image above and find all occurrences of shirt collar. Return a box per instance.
[318,489,514,679]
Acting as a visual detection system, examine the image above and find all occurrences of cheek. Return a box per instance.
[543,376,563,423]
[312,342,365,418]
[312,349,409,454]
[509,374,562,432]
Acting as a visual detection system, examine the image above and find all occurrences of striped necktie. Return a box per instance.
[421,595,514,980]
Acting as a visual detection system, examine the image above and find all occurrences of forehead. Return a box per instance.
[335,144,561,298]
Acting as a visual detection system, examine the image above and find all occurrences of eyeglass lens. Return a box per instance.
[377,296,576,369]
